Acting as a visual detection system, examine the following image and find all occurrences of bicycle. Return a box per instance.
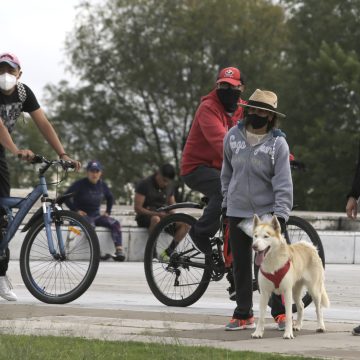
[144,200,325,311]
[0,155,100,304]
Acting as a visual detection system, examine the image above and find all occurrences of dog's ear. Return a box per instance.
[253,214,261,229]
[271,215,281,233]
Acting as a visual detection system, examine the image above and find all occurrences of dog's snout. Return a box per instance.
[252,244,258,251]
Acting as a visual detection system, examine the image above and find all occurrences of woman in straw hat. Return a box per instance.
[221,89,292,331]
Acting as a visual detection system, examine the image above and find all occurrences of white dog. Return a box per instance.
[251,215,329,339]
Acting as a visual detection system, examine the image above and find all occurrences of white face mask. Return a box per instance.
[0,73,17,91]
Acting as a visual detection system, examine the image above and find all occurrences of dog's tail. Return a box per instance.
[321,284,330,308]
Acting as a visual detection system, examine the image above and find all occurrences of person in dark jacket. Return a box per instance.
[180,67,246,256]
[64,160,125,261]
[345,146,360,336]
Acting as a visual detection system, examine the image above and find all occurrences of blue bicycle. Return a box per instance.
[0,155,100,304]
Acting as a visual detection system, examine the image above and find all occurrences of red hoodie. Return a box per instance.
[180,89,245,176]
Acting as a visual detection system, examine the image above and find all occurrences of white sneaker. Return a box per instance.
[0,276,18,301]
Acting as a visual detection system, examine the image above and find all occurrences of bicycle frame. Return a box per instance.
[0,172,64,258]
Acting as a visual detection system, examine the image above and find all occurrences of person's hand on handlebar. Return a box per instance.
[17,149,35,162]
[59,153,81,171]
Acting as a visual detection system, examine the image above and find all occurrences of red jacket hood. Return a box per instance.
[181,89,245,176]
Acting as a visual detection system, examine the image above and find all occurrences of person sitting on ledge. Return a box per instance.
[64,160,125,261]
[134,164,189,260]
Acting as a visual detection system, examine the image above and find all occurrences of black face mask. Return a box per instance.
[216,88,241,113]
[247,113,268,129]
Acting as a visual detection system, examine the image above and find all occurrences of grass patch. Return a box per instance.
[0,334,322,360]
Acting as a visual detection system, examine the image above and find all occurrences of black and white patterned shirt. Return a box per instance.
[0,82,40,133]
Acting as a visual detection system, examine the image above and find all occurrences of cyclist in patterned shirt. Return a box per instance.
[0,52,80,301]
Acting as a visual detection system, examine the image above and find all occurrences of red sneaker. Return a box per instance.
[275,314,286,331]
[225,317,255,331]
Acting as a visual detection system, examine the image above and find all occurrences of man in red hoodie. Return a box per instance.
[180,67,246,255]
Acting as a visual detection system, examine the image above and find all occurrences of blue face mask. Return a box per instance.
[247,113,268,129]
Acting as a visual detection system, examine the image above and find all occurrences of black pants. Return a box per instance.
[182,166,222,251]
[228,217,285,320]
[0,154,10,276]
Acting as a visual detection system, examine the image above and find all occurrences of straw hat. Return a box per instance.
[239,89,286,118]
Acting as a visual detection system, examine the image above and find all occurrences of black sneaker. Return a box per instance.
[100,253,112,261]
[352,325,360,336]
[113,249,126,262]
[188,228,212,255]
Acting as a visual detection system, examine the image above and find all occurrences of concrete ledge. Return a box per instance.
[8,226,149,262]
[318,231,355,264]
[355,235,360,264]
[7,227,360,264]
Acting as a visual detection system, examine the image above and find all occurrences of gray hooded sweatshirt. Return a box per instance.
[221,122,293,221]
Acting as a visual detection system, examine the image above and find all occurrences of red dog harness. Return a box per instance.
[260,260,291,289]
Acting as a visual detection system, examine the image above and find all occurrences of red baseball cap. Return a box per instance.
[0,53,21,69]
[216,67,242,86]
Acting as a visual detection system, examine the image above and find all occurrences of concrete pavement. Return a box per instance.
[0,261,359,359]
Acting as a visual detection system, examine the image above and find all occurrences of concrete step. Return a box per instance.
[5,190,360,263]
[8,188,360,231]
[7,226,360,264]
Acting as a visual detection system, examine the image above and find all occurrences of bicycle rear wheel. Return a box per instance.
[20,210,100,304]
[144,213,212,307]
[286,216,324,311]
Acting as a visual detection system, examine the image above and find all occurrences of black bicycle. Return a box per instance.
[144,201,325,311]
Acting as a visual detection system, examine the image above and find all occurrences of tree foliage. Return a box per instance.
[279,0,360,210]
[44,0,287,200]
[36,0,360,210]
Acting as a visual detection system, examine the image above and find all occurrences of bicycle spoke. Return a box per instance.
[151,233,207,301]
[23,215,94,298]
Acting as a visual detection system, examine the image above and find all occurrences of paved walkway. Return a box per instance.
[1,262,359,359]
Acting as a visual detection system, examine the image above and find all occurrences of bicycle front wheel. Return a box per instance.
[144,213,212,307]
[20,210,100,304]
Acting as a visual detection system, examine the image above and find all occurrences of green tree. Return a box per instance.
[279,0,360,211]
[44,0,287,200]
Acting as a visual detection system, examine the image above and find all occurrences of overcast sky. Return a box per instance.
[0,0,86,105]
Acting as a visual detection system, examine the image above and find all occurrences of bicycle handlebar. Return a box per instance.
[157,202,204,212]
[290,159,306,171]
[18,154,76,172]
